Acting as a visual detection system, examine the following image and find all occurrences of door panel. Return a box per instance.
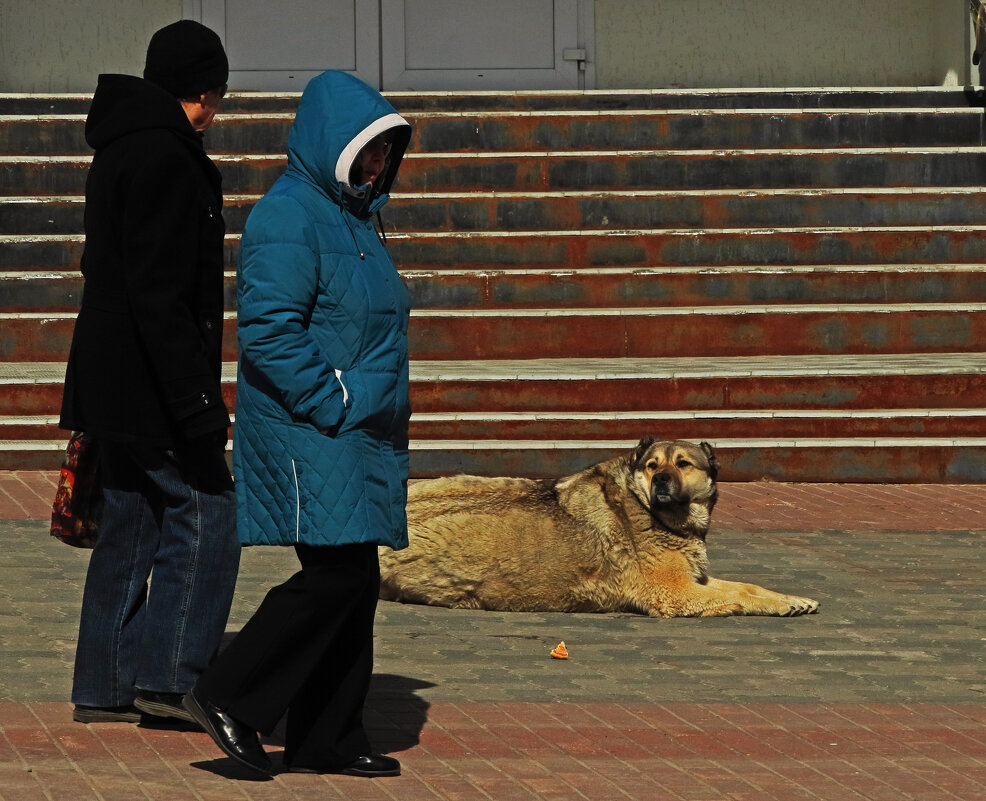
[382,0,584,89]
[200,0,380,90]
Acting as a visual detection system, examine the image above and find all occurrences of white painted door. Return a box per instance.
[381,0,591,89]
[199,0,381,90]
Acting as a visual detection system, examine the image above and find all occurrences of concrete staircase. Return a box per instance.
[2,87,985,481]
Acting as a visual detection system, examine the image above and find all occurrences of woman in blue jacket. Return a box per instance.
[184,70,412,778]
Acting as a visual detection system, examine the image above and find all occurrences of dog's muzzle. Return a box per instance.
[651,472,676,505]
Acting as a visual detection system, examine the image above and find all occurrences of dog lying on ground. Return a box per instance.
[379,438,819,617]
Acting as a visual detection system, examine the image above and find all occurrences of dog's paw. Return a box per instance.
[781,597,819,616]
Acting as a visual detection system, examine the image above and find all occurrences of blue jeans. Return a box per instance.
[72,440,240,707]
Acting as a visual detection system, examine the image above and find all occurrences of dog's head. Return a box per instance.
[628,437,719,535]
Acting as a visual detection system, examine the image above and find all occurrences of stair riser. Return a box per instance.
[5,310,986,360]
[8,269,986,313]
[8,229,986,271]
[410,374,986,413]
[5,112,981,156]
[4,88,983,116]
[408,312,986,359]
[11,151,986,196]
[5,374,985,417]
[411,113,986,152]
[407,444,986,482]
[391,230,986,270]
[0,382,237,416]
[388,193,986,233]
[393,152,986,192]
[408,416,986,440]
[5,443,983,481]
[10,414,983,443]
[12,192,986,235]
[404,270,986,309]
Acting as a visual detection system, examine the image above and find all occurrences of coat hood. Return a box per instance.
[286,70,411,219]
[85,73,201,151]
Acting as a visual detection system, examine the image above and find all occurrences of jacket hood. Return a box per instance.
[85,73,200,151]
[286,70,411,219]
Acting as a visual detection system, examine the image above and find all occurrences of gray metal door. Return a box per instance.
[199,0,381,90]
[381,0,591,89]
[196,0,592,90]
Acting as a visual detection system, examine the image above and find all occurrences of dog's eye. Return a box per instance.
[676,459,692,469]
[646,460,658,471]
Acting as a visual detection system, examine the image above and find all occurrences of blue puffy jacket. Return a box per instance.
[233,70,412,549]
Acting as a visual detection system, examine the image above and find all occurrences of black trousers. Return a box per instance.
[194,542,380,769]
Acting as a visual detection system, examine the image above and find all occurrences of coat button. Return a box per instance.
[201,393,210,405]
[204,319,214,330]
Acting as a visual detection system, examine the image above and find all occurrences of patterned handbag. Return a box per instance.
[50,432,103,547]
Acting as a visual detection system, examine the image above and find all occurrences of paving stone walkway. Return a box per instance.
[1,471,985,800]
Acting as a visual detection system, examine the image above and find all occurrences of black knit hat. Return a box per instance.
[143,20,228,98]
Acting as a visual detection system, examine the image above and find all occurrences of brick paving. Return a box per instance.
[1,470,985,800]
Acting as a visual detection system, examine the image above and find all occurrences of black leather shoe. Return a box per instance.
[134,690,196,723]
[340,754,401,778]
[182,689,272,775]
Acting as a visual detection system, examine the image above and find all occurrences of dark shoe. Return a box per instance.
[339,754,401,778]
[134,690,196,723]
[286,754,401,777]
[72,704,141,724]
[182,689,272,776]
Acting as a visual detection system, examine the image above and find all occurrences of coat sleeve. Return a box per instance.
[237,195,349,432]
[121,142,229,439]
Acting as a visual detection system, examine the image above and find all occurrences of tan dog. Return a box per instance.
[380,438,819,617]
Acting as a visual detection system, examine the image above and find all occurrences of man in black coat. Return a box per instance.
[61,20,241,725]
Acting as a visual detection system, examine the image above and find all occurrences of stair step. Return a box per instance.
[402,265,986,309]
[386,188,986,233]
[7,226,986,271]
[407,354,986,413]
[9,148,986,196]
[7,409,984,443]
[407,304,986,359]
[5,265,985,313]
[204,188,986,235]
[3,87,983,116]
[4,304,985,361]
[5,108,982,156]
[10,188,986,236]
[406,109,986,152]
[395,148,986,192]
[4,354,984,413]
[3,435,983,481]
[389,227,986,270]
[408,409,986,440]
[405,438,986,482]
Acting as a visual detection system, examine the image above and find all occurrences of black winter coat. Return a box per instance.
[60,74,230,447]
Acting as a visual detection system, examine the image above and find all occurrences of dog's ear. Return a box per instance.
[630,436,656,470]
[700,441,720,479]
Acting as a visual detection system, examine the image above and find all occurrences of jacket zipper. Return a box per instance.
[291,458,301,542]
[341,206,365,260]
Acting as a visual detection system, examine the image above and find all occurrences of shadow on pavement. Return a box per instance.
[255,672,433,757]
[189,757,275,782]
[365,673,435,752]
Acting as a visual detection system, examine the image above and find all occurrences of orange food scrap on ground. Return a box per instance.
[550,641,569,659]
